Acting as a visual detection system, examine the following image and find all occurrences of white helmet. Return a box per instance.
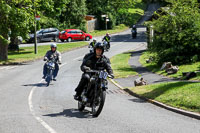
[93,38,97,41]
[50,43,57,48]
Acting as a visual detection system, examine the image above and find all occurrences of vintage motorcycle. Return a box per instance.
[77,70,113,117]
[103,41,110,52]
[131,26,137,38]
[88,46,94,53]
[45,58,56,86]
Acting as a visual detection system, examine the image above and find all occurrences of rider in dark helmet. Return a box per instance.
[74,42,114,100]
[42,43,61,81]
[102,33,111,49]
[89,38,97,48]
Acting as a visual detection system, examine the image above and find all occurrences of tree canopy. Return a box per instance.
[147,0,200,65]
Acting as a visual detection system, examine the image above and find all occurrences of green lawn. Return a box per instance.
[89,24,129,37]
[139,51,200,80]
[130,81,200,113]
[110,52,138,78]
[1,42,88,64]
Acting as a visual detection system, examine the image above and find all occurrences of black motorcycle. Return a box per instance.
[77,70,113,117]
[45,59,56,86]
[131,29,137,38]
[88,46,94,53]
[103,41,110,52]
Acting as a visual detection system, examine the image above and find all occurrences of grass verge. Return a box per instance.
[139,51,200,80]
[0,42,88,65]
[90,24,129,37]
[110,52,138,78]
[130,81,200,113]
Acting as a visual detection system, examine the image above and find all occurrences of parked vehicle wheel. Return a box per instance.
[67,37,72,42]
[85,36,90,41]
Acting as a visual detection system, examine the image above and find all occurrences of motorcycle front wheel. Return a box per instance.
[46,69,53,86]
[78,101,85,111]
[91,90,106,117]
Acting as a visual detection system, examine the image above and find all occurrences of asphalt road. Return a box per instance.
[0,28,200,133]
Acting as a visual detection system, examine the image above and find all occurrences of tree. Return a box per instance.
[147,0,200,64]
[86,0,137,29]
[0,0,54,60]
[62,0,87,31]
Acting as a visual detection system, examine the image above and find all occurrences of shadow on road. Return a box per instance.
[43,108,94,119]
[111,33,146,43]
[23,82,47,87]
[128,98,146,103]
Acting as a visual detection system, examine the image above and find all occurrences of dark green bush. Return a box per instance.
[147,0,200,65]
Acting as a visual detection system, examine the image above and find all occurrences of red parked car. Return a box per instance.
[59,29,92,42]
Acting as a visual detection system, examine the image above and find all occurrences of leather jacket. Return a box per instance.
[81,53,113,75]
[44,50,61,63]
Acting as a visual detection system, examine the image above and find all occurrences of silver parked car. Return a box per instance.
[27,28,60,43]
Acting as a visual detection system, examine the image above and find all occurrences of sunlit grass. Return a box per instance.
[90,24,129,37]
[1,42,88,64]
[130,81,200,113]
[111,52,138,78]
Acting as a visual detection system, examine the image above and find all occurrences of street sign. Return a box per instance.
[101,15,107,18]
[35,15,40,21]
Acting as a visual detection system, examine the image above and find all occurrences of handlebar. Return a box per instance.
[85,69,114,79]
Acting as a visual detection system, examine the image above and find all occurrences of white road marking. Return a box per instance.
[28,62,69,133]
[0,66,18,70]
[28,79,57,133]
[73,56,84,61]
[0,67,7,70]
[60,62,67,67]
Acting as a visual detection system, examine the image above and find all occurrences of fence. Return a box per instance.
[86,19,99,32]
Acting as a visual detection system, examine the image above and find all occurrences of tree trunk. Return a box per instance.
[0,36,8,61]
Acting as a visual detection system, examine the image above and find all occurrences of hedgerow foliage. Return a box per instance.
[147,0,200,65]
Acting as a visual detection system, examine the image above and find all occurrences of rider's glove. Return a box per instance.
[84,66,91,72]
[109,74,114,79]
[44,57,48,61]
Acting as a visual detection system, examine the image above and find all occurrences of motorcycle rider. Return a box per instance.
[74,42,114,100]
[102,33,111,49]
[42,43,61,81]
[89,38,97,48]
[131,24,137,38]
[88,38,97,53]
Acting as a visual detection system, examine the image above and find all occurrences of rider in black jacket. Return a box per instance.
[74,42,114,100]
[102,33,111,49]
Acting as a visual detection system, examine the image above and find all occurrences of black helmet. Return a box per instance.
[94,42,104,55]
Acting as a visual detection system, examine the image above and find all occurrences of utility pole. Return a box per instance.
[33,0,37,54]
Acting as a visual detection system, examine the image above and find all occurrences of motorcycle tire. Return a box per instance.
[46,70,53,86]
[46,76,51,86]
[91,90,106,117]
